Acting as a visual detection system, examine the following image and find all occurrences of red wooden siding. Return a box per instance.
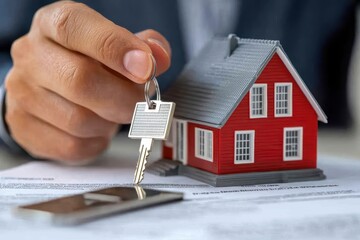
[162,123,220,174]
[218,53,318,174]
[163,145,172,160]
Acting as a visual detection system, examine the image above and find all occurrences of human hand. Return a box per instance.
[4,1,171,163]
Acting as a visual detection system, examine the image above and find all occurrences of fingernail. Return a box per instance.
[148,38,171,56]
[123,50,152,80]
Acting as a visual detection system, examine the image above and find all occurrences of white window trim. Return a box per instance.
[234,130,255,164]
[172,119,188,165]
[274,83,293,117]
[195,128,213,162]
[249,84,268,119]
[283,127,303,161]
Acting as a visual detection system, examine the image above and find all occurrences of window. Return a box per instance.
[275,83,292,117]
[195,128,213,162]
[283,127,303,161]
[250,84,267,118]
[234,130,255,164]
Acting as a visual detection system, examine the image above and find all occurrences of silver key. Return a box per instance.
[128,77,175,184]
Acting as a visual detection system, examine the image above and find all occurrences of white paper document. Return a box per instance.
[1,154,360,240]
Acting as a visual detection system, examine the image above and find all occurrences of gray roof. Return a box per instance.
[163,36,327,127]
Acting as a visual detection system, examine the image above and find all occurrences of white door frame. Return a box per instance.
[172,119,188,165]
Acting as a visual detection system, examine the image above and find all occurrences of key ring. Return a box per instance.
[144,55,161,109]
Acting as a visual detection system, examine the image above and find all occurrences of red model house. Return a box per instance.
[149,34,327,186]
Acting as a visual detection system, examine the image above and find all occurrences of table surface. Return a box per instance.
[2,132,360,240]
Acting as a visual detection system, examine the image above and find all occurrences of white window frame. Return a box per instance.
[249,84,267,119]
[195,128,213,162]
[283,127,303,161]
[172,119,187,165]
[275,83,293,117]
[234,130,255,164]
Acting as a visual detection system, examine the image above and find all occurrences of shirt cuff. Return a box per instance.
[0,84,27,154]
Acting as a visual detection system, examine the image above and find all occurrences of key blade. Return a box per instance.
[133,146,149,184]
[134,185,146,199]
[134,138,153,184]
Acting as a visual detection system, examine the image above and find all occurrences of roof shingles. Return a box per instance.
[164,36,279,127]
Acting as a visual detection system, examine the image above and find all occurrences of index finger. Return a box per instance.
[32,1,153,83]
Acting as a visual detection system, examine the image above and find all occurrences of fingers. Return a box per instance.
[6,0,174,162]
[31,1,154,83]
[136,29,171,75]
[6,76,118,138]
[12,36,144,123]
[5,90,110,162]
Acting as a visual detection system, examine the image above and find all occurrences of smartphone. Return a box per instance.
[14,186,183,225]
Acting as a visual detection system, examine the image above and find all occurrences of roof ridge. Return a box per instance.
[165,35,285,127]
[238,38,280,46]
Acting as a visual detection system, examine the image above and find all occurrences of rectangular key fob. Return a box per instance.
[128,100,175,140]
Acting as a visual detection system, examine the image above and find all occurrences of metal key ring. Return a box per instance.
[144,56,161,109]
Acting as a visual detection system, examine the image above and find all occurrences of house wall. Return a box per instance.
[162,123,220,173]
[162,145,172,160]
[186,123,220,173]
[218,53,318,174]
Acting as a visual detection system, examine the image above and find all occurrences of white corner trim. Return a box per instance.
[274,82,293,117]
[283,127,303,161]
[249,83,268,119]
[234,130,255,164]
[276,48,328,123]
[164,126,173,148]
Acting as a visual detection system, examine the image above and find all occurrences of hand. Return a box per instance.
[4,1,171,163]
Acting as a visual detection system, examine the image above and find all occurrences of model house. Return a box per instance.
[149,34,327,186]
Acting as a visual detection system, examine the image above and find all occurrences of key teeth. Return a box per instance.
[134,158,148,184]
[133,145,151,184]
[138,158,147,183]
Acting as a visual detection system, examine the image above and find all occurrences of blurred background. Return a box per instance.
[319,4,360,159]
